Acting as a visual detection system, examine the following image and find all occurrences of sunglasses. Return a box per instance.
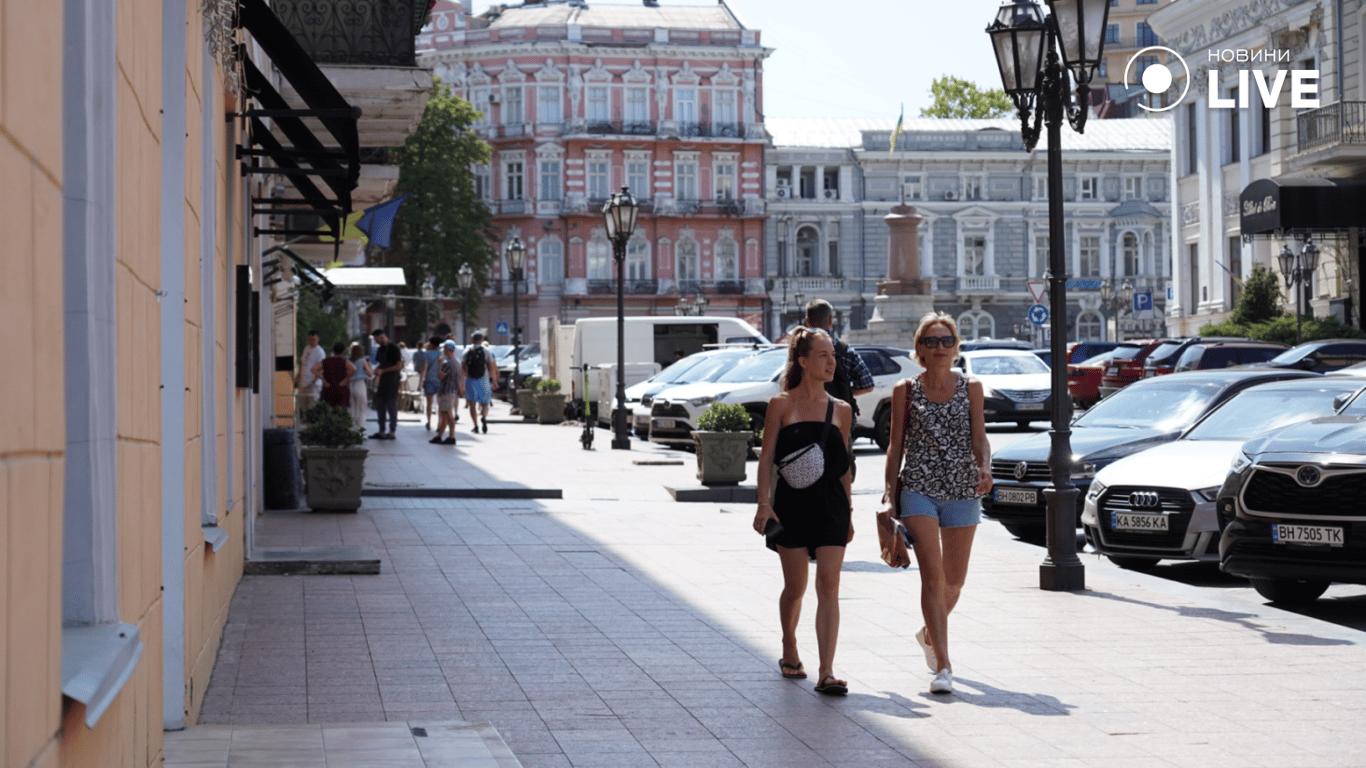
[918,335,957,348]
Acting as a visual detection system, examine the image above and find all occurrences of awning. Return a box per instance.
[321,267,408,288]
[235,0,361,240]
[1240,177,1366,237]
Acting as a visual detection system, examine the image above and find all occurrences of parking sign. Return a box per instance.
[1133,291,1153,320]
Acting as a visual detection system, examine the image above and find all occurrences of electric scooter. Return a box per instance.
[574,364,594,450]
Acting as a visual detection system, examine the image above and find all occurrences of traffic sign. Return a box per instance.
[1028,303,1049,326]
[1065,278,1104,290]
[1026,280,1046,303]
[1133,291,1153,319]
[495,321,510,335]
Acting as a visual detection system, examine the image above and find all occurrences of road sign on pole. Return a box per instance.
[495,321,510,336]
[1028,303,1049,326]
[1026,280,1047,303]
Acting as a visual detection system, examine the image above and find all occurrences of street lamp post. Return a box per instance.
[603,186,638,450]
[506,237,526,390]
[384,290,397,341]
[1278,237,1320,345]
[1100,278,1132,341]
[988,0,1110,591]
[457,263,474,341]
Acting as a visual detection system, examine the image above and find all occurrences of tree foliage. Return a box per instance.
[1229,265,1284,325]
[380,79,496,345]
[295,287,352,364]
[1200,314,1366,343]
[919,76,1013,119]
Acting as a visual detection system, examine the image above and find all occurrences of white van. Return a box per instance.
[569,316,768,404]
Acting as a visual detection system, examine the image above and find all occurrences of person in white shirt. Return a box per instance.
[295,330,326,422]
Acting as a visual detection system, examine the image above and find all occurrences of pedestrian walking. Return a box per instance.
[370,329,403,440]
[752,327,854,697]
[881,312,992,695]
[347,342,373,431]
[430,340,463,445]
[311,342,356,410]
[294,330,325,422]
[803,299,874,478]
[417,336,443,430]
[461,332,499,434]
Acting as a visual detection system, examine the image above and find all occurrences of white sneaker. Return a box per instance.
[915,628,938,672]
[930,668,953,695]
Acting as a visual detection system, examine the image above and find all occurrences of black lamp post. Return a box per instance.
[457,263,474,341]
[384,290,397,341]
[1278,237,1320,345]
[1100,278,1132,341]
[603,186,638,450]
[506,236,526,390]
[988,0,1110,592]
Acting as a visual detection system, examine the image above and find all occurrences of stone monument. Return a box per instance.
[847,204,937,347]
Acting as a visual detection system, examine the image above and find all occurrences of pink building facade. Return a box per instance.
[418,0,772,342]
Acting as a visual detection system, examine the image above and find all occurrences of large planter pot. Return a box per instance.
[691,431,750,486]
[299,446,368,512]
[515,388,539,420]
[535,393,567,424]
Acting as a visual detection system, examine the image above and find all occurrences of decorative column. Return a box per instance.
[846,205,937,346]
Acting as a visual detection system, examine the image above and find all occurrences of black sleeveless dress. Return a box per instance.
[766,402,851,556]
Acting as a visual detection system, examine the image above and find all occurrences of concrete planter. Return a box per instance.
[299,446,368,512]
[535,393,567,424]
[515,388,539,420]
[691,431,750,486]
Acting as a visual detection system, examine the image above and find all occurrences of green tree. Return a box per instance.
[295,287,351,365]
[379,79,497,345]
[919,76,1013,119]
[1229,264,1284,325]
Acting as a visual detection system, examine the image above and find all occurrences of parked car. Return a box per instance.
[955,349,1052,428]
[1068,350,1117,409]
[1172,341,1288,372]
[626,347,766,438]
[1219,401,1366,604]
[852,346,922,450]
[1068,341,1120,364]
[1143,337,1250,378]
[959,338,1035,352]
[1082,377,1363,569]
[1255,339,1366,373]
[983,368,1322,539]
[1097,339,1162,399]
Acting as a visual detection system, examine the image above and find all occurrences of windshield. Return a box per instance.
[1185,385,1357,440]
[1340,387,1366,415]
[1073,380,1224,431]
[716,350,786,383]
[1268,345,1311,365]
[966,354,1050,375]
[1108,345,1144,362]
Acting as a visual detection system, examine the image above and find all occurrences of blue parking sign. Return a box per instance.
[1133,292,1153,312]
[495,321,510,335]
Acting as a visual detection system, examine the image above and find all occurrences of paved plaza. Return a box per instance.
[178,401,1366,767]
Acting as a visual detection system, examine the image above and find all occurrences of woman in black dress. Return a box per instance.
[753,328,854,695]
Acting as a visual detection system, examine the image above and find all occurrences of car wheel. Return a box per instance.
[1016,419,1032,429]
[874,407,891,451]
[1250,577,1330,605]
[1106,555,1160,571]
[1001,522,1044,541]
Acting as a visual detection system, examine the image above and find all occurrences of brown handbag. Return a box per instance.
[877,386,914,569]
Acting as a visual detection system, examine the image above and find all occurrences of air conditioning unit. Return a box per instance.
[488,92,501,103]
[776,187,791,198]
[943,190,959,201]
[822,189,838,200]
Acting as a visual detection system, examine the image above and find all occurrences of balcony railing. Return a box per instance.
[1298,101,1366,153]
[274,0,419,67]
[580,120,657,136]
[587,279,659,295]
[956,275,1001,293]
[676,121,746,138]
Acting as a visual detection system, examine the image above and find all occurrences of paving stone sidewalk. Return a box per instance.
[188,400,1366,767]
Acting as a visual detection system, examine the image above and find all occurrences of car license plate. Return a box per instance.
[1018,402,1045,411]
[995,488,1037,505]
[653,419,675,429]
[1106,366,1119,375]
[1111,512,1168,532]
[1272,524,1344,546]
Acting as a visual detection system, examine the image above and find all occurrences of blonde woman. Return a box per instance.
[753,328,854,696]
[882,313,992,695]
[347,342,373,432]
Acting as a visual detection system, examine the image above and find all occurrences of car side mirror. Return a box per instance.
[1333,394,1349,411]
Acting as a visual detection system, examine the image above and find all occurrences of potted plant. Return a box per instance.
[535,378,566,424]
[297,401,368,512]
[516,375,541,421]
[691,402,752,486]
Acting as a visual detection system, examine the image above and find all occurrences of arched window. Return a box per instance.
[796,226,818,276]
[1077,311,1103,341]
[676,239,699,288]
[1122,232,1139,276]
[957,311,994,340]
[587,237,611,280]
[538,238,563,285]
[714,237,738,282]
[626,236,649,280]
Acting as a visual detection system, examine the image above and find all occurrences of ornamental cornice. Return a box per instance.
[1154,0,1313,56]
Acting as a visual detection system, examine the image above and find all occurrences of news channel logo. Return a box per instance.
[1123,46,1320,111]
[1124,46,1189,113]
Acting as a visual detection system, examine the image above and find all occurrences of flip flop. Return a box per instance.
[779,659,806,679]
[814,675,847,696]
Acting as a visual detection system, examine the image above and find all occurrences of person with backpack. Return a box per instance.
[804,299,874,477]
[462,332,499,433]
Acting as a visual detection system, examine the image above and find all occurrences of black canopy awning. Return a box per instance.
[1240,177,1366,237]
[236,0,361,241]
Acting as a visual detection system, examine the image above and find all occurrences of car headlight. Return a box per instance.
[1085,481,1107,503]
[688,395,716,407]
[1072,455,1098,480]
[980,385,998,399]
[1230,452,1252,474]
[1194,486,1222,502]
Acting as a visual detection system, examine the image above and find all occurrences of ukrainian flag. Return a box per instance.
[889,104,904,156]
[316,209,369,244]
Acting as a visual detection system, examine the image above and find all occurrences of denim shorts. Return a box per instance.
[898,489,982,528]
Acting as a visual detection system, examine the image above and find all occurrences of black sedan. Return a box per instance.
[983,368,1322,540]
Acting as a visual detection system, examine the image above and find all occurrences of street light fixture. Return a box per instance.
[506,236,526,390]
[1099,278,1132,341]
[384,290,397,340]
[1278,237,1320,345]
[457,263,474,342]
[988,0,1110,592]
[603,185,638,450]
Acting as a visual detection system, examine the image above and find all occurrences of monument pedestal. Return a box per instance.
[842,203,937,348]
[847,293,938,347]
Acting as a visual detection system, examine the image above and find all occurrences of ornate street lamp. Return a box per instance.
[457,263,474,342]
[988,0,1110,592]
[603,186,638,450]
[1279,237,1320,345]
[1100,278,1132,341]
[506,236,527,390]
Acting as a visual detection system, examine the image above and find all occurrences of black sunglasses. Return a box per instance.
[918,335,957,348]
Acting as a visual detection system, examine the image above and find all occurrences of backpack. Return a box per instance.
[466,345,487,379]
[823,339,859,417]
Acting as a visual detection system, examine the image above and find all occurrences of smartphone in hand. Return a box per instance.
[763,518,783,538]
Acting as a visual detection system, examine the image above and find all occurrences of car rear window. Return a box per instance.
[1108,345,1145,361]
[1200,347,1241,369]
[1146,342,1185,365]
[1073,380,1224,431]
[1237,347,1283,364]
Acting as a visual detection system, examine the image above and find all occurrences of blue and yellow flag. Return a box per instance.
[889,104,904,156]
[316,209,369,244]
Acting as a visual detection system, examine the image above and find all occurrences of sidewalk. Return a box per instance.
[183,399,1366,767]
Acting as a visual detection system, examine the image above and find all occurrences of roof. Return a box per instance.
[765,116,1172,153]
[486,2,744,30]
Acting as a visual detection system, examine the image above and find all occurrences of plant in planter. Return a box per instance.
[692,402,752,486]
[297,401,368,512]
[535,378,566,424]
[516,375,541,421]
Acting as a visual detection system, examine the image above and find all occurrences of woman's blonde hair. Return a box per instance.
[912,312,960,367]
[349,341,365,361]
[782,327,831,390]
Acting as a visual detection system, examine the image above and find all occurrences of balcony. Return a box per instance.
[587,279,659,295]
[1292,101,1366,171]
[779,276,846,293]
[575,120,657,136]
[675,122,747,139]
[956,275,1001,294]
[274,0,419,67]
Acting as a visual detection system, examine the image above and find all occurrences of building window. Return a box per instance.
[1104,24,1119,44]
[1034,176,1048,201]
[627,237,650,279]
[1122,232,1139,276]
[1227,94,1240,163]
[964,235,986,276]
[797,226,819,276]
[539,159,561,201]
[538,85,561,124]
[1034,233,1049,277]
[1079,234,1100,277]
[1123,176,1142,200]
[1077,311,1103,340]
[675,87,696,127]
[587,153,610,201]
[903,175,922,200]
[714,89,736,128]
[626,154,649,199]
[504,160,523,200]
[1186,102,1198,175]
[675,156,698,201]
[676,239,699,281]
[1137,22,1159,47]
[964,174,984,200]
[958,310,994,340]
[715,238,738,281]
[1079,176,1099,200]
[472,87,489,125]
[627,86,648,123]
[474,164,489,200]
[587,86,609,123]
[587,237,611,279]
[1098,58,1108,78]
[828,239,840,277]
[1256,101,1272,157]
[714,155,736,200]
[539,238,564,285]
[504,85,523,124]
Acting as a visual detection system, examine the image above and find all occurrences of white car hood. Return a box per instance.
[1094,439,1244,492]
[652,380,750,402]
[977,372,1052,392]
